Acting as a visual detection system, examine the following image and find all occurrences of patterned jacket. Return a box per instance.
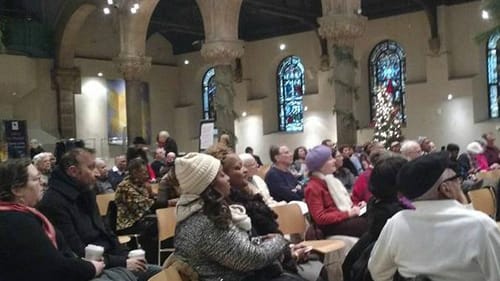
[115,177,154,230]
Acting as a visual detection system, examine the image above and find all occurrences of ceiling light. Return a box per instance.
[107,0,113,4]
[12,92,16,96]
[103,7,110,14]
[357,8,362,15]
[130,7,137,14]
[447,94,453,100]
[133,3,140,9]
[184,59,190,65]
[279,43,286,51]
[242,112,247,117]
[97,72,103,77]
[304,106,308,112]
[482,10,490,20]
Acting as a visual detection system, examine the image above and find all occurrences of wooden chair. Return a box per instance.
[156,207,177,265]
[476,170,500,188]
[272,203,345,255]
[468,186,497,218]
[148,266,183,281]
[257,164,270,179]
[96,193,116,216]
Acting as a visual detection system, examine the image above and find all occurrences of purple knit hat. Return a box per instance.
[305,145,332,172]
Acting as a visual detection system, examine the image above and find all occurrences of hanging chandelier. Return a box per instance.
[103,0,141,15]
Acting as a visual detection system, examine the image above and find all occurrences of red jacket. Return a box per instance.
[351,169,373,203]
[305,176,357,226]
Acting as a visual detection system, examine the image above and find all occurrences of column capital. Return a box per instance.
[114,55,152,80]
[200,40,244,65]
[317,14,367,47]
[53,67,81,93]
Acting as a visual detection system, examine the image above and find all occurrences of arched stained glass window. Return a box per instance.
[369,40,407,124]
[487,32,500,119]
[277,56,304,132]
[202,67,216,120]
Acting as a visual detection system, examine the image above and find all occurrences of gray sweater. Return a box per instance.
[174,212,287,281]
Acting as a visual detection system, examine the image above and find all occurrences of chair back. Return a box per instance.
[257,164,270,179]
[156,207,177,265]
[468,186,497,218]
[272,203,307,235]
[476,170,500,188]
[96,193,115,216]
[148,267,183,281]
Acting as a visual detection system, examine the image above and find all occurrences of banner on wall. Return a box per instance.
[106,79,151,145]
[3,120,28,159]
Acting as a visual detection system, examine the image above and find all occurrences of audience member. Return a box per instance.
[265,145,304,202]
[333,150,356,191]
[239,153,281,206]
[400,140,422,160]
[457,141,489,178]
[305,145,367,237]
[245,146,263,167]
[339,145,359,176]
[0,159,104,281]
[482,132,500,166]
[352,150,388,204]
[368,152,500,280]
[94,158,114,194]
[108,155,127,189]
[343,156,410,281]
[168,153,292,281]
[30,138,45,159]
[33,152,52,191]
[150,148,166,179]
[38,148,160,281]
[291,146,308,183]
[115,158,161,263]
[127,147,156,181]
[446,143,460,163]
[156,131,178,155]
[389,141,401,153]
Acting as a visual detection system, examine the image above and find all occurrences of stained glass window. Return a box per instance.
[487,31,500,119]
[202,67,216,120]
[369,40,407,124]
[277,56,304,132]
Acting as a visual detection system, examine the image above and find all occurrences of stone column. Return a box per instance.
[318,0,366,145]
[196,0,244,145]
[53,67,81,138]
[115,55,152,144]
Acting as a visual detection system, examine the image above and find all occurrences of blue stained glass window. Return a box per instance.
[202,68,216,120]
[278,56,305,132]
[369,40,407,123]
[487,32,500,119]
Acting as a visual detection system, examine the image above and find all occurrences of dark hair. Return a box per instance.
[339,144,351,153]
[133,136,147,145]
[369,156,408,200]
[321,139,332,146]
[127,158,146,174]
[293,146,307,161]
[166,166,231,229]
[59,148,90,174]
[446,143,459,152]
[126,147,149,163]
[269,145,280,163]
[0,159,32,202]
[244,147,253,153]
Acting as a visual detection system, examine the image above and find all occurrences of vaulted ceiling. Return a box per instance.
[0,0,479,55]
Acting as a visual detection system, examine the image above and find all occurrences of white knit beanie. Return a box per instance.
[466,142,484,155]
[175,153,221,195]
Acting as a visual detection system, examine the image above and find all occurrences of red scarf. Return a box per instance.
[0,202,58,249]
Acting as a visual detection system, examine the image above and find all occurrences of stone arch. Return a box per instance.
[56,2,97,68]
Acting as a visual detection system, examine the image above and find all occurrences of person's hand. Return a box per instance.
[90,260,105,277]
[290,243,312,262]
[348,206,360,217]
[126,258,147,272]
[357,201,367,208]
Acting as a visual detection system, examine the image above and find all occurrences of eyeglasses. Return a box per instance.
[442,174,463,184]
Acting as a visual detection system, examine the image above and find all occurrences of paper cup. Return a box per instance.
[128,249,146,260]
[85,244,104,261]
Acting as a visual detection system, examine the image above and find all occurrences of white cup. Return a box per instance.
[85,244,104,261]
[128,249,146,260]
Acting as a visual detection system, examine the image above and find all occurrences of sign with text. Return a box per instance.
[3,120,28,158]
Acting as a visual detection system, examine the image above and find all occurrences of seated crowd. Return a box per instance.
[0,130,499,281]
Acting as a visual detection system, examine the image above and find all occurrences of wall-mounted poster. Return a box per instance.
[106,79,151,145]
[3,120,28,159]
[107,79,127,145]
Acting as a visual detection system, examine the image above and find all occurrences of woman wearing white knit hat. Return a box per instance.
[167,152,290,281]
